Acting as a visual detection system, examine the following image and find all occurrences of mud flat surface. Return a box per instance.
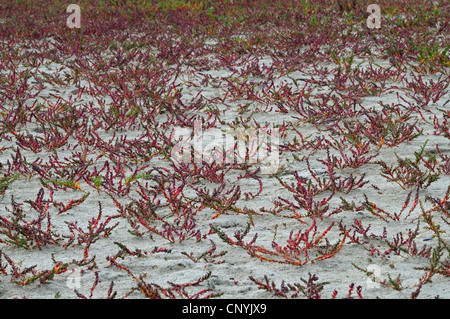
[0,1,449,300]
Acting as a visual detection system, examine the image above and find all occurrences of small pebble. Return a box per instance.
[423,237,433,241]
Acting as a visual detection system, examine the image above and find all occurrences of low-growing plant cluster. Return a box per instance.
[0,0,448,299]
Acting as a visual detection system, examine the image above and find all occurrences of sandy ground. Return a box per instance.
[0,42,449,299]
